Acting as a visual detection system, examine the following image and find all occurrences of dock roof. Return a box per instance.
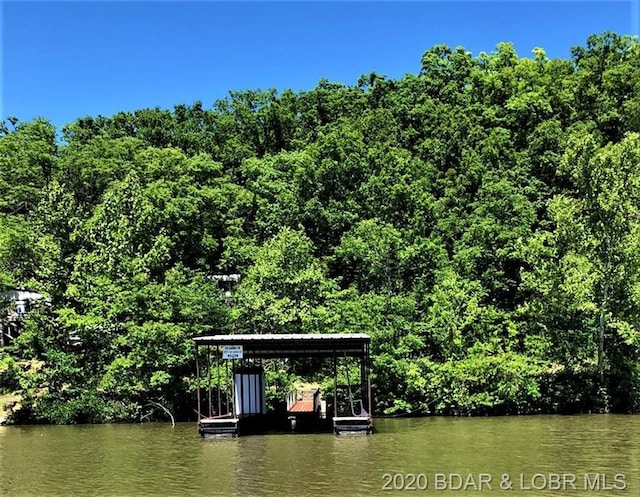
[193,333,370,358]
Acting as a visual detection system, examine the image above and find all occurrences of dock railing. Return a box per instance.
[286,389,297,412]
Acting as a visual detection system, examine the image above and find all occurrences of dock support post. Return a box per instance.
[367,342,372,417]
[195,343,201,420]
[226,359,230,415]
[231,359,236,418]
[217,345,221,417]
[206,344,212,418]
[360,353,365,411]
[333,350,338,419]
[239,364,243,419]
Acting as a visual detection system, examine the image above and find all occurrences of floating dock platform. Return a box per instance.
[198,417,239,437]
[333,416,373,435]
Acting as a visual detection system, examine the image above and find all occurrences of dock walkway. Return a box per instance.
[288,399,315,413]
[286,387,320,414]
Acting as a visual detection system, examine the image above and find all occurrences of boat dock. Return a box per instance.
[193,333,372,437]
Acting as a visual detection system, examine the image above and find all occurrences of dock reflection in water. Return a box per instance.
[1,415,639,497]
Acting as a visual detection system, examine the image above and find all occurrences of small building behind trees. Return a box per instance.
[0,289,44,346]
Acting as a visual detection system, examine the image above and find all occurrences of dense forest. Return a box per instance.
[1,32,640,423]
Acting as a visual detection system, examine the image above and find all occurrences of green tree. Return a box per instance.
[559,132,640,408]
[233,228,336,335]
[0,119,57,215]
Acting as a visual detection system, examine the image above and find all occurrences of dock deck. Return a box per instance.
[198,417,239,437]
[333,416,373,435]
[288,400,315,413]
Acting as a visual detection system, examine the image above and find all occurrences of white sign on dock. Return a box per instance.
[222,345,243,359]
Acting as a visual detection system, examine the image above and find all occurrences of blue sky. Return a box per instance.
[2,1,637,131]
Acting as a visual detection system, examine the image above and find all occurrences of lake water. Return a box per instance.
[1,415,639,497]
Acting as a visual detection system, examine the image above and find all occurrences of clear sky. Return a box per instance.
[2,1,637,131]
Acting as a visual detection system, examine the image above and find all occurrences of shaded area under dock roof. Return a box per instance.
[193,333,370,359]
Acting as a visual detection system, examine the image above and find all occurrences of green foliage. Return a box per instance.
[2,32,640,422]
[0,119,57,215]
[431,352,544,415]
[0,352,19,392]
[233,227,337,334]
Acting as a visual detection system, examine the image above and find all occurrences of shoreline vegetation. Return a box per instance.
[2,32,640,425]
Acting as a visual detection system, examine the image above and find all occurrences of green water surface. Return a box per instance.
[1,415,638,497]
